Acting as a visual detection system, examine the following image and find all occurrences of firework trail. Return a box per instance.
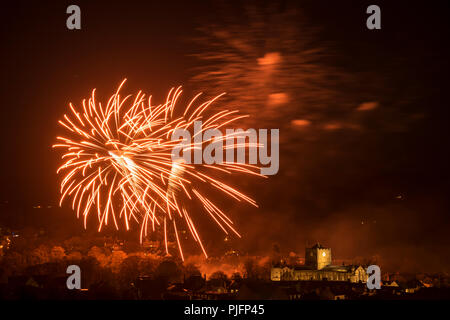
[53,79,264,260]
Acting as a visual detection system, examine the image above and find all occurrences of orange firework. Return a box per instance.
[53,79,264,260]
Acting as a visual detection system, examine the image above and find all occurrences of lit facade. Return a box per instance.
[271,243,368,283]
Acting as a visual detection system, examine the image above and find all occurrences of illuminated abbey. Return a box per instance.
[271,243,368,283]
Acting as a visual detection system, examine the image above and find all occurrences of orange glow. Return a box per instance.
[53,79,263,260]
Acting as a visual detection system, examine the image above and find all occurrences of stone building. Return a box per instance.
[271,243,368,283]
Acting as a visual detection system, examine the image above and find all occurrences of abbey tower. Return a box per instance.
[305,243,332,270]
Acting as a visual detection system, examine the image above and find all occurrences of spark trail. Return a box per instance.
[53,79,264,259]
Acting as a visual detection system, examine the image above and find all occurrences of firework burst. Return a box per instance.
[53,79,264,260]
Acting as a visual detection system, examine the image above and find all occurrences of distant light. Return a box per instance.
[268,92,289,106]
[324,123,343,130]
[356,101,378,111]
[257,52,281,66]
[291,119,311,128]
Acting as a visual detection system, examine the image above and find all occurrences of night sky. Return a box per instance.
[1,0,449,272]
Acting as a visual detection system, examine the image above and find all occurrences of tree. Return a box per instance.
[231,272,243,281]
[50,246,66,260]
[118,255,141,287]
[209,271,228,289]
[155,260,182,283]
[139,256,159,276]
[88,246,103,257]
[88,246,110,268]
[110,250,127,273]
[287,252,299,266]
[244,258,256,279]
[210,271,228,281]
[256,258,272,280]
[271,243,281,264]
[3,252,26,275]
[183,262,201,277]
[123,241,140,253]
[67,251,83,261]
[30,245,50,265]
[64,236,87,253]
[79,256,100,288]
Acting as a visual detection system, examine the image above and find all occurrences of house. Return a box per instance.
[228,279,241,294]
[183,274,206,291]
[398,279,424,294]
[382,280,399,287]
[316,286,347,300]
[163,283,192,300]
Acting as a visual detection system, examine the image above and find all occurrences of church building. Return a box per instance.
[271,243,368,283]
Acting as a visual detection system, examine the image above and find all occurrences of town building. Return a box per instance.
[271,243,368,283]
